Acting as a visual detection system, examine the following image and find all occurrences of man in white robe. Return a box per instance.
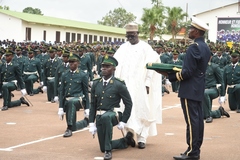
[114,22,162,149]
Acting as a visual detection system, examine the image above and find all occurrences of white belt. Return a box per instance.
[47,77,55,80]
[228,85,236,88]
[3,80,17,86]
[23,71,37,75]
[96,108,121,115]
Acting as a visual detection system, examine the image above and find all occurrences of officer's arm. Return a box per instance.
[89,81,97,123]
[59,73,65,109]
[214,65,225,96]
[82,72,90,109]
[36,60,42,82]
[14,65,25,89]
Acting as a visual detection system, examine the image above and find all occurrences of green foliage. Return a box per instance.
[0,5,10,10]
[97,8,136,28]
[165,6,188,42]
[140,3,165,40]
[23,7,43,15]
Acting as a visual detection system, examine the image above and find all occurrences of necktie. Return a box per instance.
[103,82,107,88]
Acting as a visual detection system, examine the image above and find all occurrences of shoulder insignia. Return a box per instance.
[93,77,101,81]
[115,77,125,83]
[190,42,199,46]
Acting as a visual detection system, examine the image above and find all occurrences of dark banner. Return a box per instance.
[217,17,240,43]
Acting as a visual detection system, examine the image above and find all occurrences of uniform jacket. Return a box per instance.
[169,37,211,101]
[1,61,25,89]
[54,62,69,96]
[59,69,89,110]
[89,77,132,123]
[22,57,42,81]
[43,58,61,85]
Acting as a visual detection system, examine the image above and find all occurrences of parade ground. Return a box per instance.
[0,87,239,160]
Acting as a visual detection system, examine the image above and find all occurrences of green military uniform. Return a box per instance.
[43,56,61,101]
[36,48,50,79]
[79,54,93,80]
[0,50,28,110]
[202,62,225,119]
[89,56,133,153]
[54,51,70,98]
[59,54,89,134]
[223,62,240,111]
[22,50,43,95]
[211,56,228,70]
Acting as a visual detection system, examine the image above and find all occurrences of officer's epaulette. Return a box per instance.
[93,77,101,81]
[115,77,125,83]
[190,42,199,46]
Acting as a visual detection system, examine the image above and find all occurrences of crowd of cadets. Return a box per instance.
[0,39,238,118]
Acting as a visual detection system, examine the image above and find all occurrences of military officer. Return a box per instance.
[154,43,169,63]
[22,49,43,96]
[223,50,240,113]
[54,50,70,102]
[36,45,50,78]
[0,49,29,111]
[106,47,115,57]
[203,58,229,123]
[211,48,228,70]
[96,48,106,76]
[89,56,135,160]
[42,47,61,102]
[58,53,89,137]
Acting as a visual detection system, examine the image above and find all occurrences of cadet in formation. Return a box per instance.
[89,56,135,160]
[58,53,89,137]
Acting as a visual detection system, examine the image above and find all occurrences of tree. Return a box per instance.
[0,5,9,10]
[165,7,188,43]
[140,3,165,40]
[97,8,136,28]
[23,7,43,15]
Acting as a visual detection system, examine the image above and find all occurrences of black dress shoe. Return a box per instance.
[29,93,34,96]
[138,142,145,149]
[20,97,29,106]
[103,151,112,160]
[38,86,43,94]
[51,99,55,103]
[205,117,213,123]
[173,154,200,160]
[125,132,136,147]
[219,106,230,117]
[11,93,14,97]
[63,129,72,137]
[1,106,8,111]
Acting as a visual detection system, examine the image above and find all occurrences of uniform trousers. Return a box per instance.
[46,78,55,101]
[96,111,127,152]
[65,98,88,131]
[180,98,204,157]
[24,74,39,94]
[202,88,219,119]
[227,84,240,110]
[2,82,21,107]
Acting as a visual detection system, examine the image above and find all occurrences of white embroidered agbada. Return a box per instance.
[114,40,162,139]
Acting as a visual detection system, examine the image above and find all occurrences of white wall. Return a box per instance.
[195,3,239,42]
[0,14,23,42]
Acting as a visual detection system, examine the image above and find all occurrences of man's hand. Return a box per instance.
[117,121,126,130]
[146,86,149,94]
[89,123,97,136]
[21,89,27,96]
[58,108,65,120]
[155,70,168,77]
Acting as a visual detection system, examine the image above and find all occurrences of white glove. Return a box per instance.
[54,96,59,103]
[21,89,27,96]
[89,81,93,87]
[219,96,226,104]
[166,79,171,85]
[89,123,97,135]
[58,108,64,120]
[43,86,47,92]
[40,81,44,86]
[84,109,89,118]
[117,121,126,130]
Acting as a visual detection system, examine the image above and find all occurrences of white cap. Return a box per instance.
[125,22,138,32]
[191,17,209,31]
